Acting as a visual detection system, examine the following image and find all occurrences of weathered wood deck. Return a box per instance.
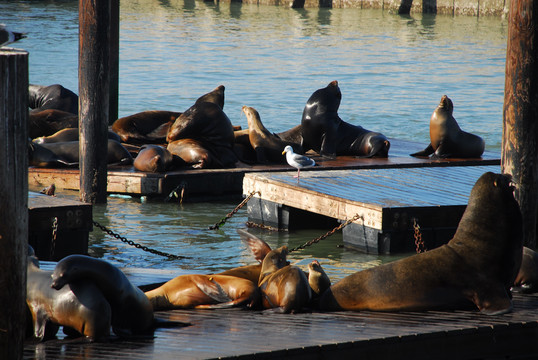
[23,264,538,360]
[243,165,500,253]
[27,139,499,200]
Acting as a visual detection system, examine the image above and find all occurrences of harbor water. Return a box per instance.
[5,0,508,282]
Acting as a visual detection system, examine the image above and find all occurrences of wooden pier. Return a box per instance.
[23,264,538,360]
[28,191,92,261]
[28,139,500,200]
[243,165,499,254]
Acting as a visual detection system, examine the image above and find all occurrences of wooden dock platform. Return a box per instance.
[27,139,500,200]
[28,191,92,261]
[23,264,538,360]
[243,165,500,254]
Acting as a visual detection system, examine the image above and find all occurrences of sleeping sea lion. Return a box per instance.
[319,172,522,315]
[144,274,260,310]
[28,84,79,114]
[26,251,111,341]
[51,255,154,336]
[36,140,133,165]
[29,109,79,139]
[134,144,175,172]
[33,127,121,144]
[238,229,312,313]
[111,110,181,144]
[410,95,485,158]
[301,80,390,159]
[242,105,302,164]
[28,142,76,168]
[167,138,217,169]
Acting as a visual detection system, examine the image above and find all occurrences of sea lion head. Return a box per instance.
[259,246,290,281]
[438,95,454,114]
[308,260,331,296]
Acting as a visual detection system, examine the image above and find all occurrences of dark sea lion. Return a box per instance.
[51,255,154,336]
[28,142,76,167]
[194,84,225,109]
[410,95,485,158]
[301,80,390,158]
[275,124,303,145]
[134,144,174,172]
[167,138,216,169]
[242,105,302,164]
[38,140,133,165]
[238,229,312,313]
[111,110,181,144]
[26,251,111,341]
[144,274,260,310]
[33,127,121,144]
[28,84,79,114]
[513,246,538,293]
[29,109,79,139]
[319,172,522,314]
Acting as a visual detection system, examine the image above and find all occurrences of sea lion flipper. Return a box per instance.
[319,132,337,159]
[195,277,232,303]
[237,229,272,262]
[410,143,434,157]
[473,286,513,315]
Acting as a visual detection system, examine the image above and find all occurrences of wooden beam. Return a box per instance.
[502,0,538,249]
[0,48,28,360]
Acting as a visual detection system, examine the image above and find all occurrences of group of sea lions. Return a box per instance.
[26,171,537,342]
[27,80,485,172]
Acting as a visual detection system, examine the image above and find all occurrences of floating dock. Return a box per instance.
[28,139,500,200]
[28,191,92,261]
[23,264,538,360]
[243,165,499,254]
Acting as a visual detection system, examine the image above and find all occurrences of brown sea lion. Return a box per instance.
[33,127,121,144]
[28,84,79,114]
[513,246,538,293]
[134,144,175,172]
[37,140,133,165]
[29,109,79,139]
[51,255,154,336]
[216,264,262,284]
[301,80,390,159]
[26,251,111,341]
[307,260,331,309]
[144,274,260,310]
[319,172,522,314]
[167,138,217,169]
[242,106,302,164]
[238,229,312,313]
[111,110,181,144]
[410,95,485,158]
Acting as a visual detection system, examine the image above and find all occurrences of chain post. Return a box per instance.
[289,214,363,253]
[50,217,58,259]
[413,217,426,253]
[209,191,260,230]
[92,220,190,260]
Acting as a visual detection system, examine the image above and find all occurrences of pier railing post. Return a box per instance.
[502,1,538,249]
[79,0,111,203]
[0,48,29,360]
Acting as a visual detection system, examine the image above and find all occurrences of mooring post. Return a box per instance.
[79,0,111,203]
[109,0,119,124]
[502,1,538,249]
[0,48,29,360]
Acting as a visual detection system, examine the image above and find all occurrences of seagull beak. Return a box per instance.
[282,150,286,155]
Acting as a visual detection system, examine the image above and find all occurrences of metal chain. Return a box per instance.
[92,220,190,260]
[208,191,260,230]
[289,213,363,253]
[50,217,58,259]
[413,217,426,253]
[165,182,187,204]
[245,221,286,232]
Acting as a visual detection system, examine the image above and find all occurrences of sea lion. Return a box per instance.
[167,138,216,169]
[275,124,303,145]
[319,172,522,314]
[242,105,302,164]
[301,80,390,159]
[28,142,76,167]
[134,144,175,172]
[194,84,225,109]
[33,127,121,144]
[144,274,260,310]
[51,255,154,336]
[26,250,111,341]
[238,229,312,313]
[513,246,538,293]
[28,84,79,114]
[36,140,133,165]
[29,109,79,139]
[111,111,181,144]
[410,95,485,158]
[307,260,331,309]
[216,264,262,284]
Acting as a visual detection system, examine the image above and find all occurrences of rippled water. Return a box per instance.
[7,0,508,282]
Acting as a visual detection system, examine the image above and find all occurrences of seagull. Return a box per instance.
[282,145,315,179]
[0,24,26,47]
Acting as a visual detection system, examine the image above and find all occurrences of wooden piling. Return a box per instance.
[109,0,119,125]
[0,49,29,360]
[502,0,538,249]
[79,0,111,203]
